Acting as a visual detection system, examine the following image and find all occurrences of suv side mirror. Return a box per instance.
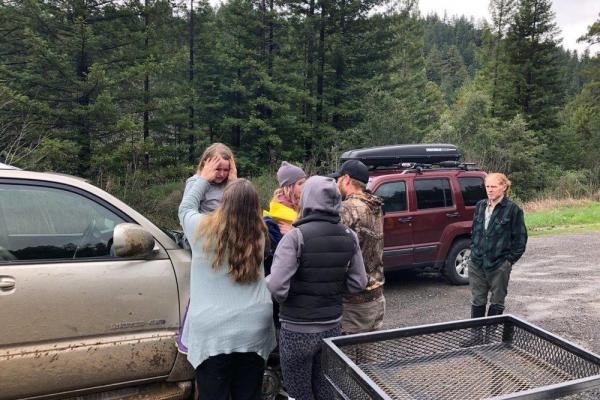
[112,223,155,257]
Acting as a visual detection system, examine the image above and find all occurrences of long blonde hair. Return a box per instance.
[195,179,267,283]
[273,185,300,210]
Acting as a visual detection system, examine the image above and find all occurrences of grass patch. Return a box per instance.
[525,199,600,236]
[115,180,184,230]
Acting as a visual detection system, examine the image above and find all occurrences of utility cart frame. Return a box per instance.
[322,315,600,400]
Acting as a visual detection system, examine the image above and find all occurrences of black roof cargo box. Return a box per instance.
[340,144,460,167]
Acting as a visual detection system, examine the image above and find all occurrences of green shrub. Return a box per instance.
[537,168,600,200]
[250,171,279,210]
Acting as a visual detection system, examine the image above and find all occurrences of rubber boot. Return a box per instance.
[472,305,486,318]
[461,305,486,347]
[487,304,504,316]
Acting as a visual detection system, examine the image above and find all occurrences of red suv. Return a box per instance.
[341,144,487,285]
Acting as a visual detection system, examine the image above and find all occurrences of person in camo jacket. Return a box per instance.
[329,160,385,334]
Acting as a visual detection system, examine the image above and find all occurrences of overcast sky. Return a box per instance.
[418,0,599,55]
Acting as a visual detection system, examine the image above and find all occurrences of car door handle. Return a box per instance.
[397,217,413,223]
[446,212,459,218]
[0,277,16,290]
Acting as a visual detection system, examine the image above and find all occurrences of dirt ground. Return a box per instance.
[378,232,600,398]
[383,231,600,355]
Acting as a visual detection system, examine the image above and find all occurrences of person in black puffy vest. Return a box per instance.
[267,175,367,400]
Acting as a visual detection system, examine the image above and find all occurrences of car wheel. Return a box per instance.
[444,238,471,285]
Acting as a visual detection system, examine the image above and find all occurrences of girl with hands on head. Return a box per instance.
[178,178,276,400]
[176,143,237,355]
[184,143,236,214]
[197,153,237,184]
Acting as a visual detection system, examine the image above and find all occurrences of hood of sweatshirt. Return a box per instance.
[298,175,341,219]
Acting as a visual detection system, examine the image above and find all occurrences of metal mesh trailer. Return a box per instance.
[322,315,600,400]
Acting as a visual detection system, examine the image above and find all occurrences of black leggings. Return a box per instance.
[279,325,341,400]
[195,352,265,400]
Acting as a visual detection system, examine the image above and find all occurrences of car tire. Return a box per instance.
[444,238,471,285]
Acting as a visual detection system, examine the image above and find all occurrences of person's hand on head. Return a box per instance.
[228,156,238,182]
[199,156,223,182]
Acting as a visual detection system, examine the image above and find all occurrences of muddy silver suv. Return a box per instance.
[0,166,195,399]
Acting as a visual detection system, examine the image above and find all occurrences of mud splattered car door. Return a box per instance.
[0,181,179,399]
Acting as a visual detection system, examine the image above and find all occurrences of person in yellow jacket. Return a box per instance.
[264,161,306,229]
[263,161,306,327]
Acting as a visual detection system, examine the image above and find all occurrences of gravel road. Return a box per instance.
[378,232,600,398]
[382,231,600,354]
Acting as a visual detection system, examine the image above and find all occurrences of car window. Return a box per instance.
[0,184,125,262]
[458,177,486,206]
[414,178,453,209]
[374,181,407,213]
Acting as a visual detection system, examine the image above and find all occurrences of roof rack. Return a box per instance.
[340,144,479,171]
[395,161,480,174]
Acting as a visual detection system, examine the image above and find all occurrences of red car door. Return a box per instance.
[411,177,456,265]
[372,179,414,270]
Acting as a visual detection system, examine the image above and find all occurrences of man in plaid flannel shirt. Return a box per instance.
[469,172,528,318]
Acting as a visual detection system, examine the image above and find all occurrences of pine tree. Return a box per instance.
[505,0,565,133]
[0,0,136,175]
[561,15,600,170]
[426,44,443,85]
[207,0,310,172]
[364,0,442,141]
[441,45,468,103]
[487,0,516,116]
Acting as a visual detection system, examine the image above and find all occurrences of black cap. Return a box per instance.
[328,160,369,184]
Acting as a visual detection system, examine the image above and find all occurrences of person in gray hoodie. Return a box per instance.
[267,175,367,400]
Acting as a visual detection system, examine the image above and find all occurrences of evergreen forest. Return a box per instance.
[1,0,599,218]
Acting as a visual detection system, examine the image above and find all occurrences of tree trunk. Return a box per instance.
[143,0,150,170]
[76,10,91,176]
[316,0,326,124]
[267,0,274,76]
[332,0,346,130]
[304,0,316,157]
[188,0,195,163]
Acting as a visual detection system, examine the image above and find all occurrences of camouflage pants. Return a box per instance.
[341,296,385,334]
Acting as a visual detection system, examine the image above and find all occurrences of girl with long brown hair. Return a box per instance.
[179,178,276,400]
[177,143,237,354]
